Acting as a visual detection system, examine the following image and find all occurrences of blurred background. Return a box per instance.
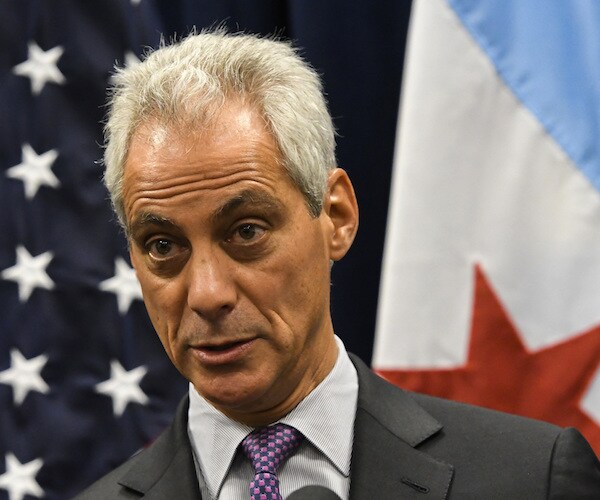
[1,1,599,498]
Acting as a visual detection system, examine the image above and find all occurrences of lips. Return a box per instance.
[190,338,256,366]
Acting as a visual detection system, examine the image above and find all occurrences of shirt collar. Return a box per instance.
[279,337,357,477]
[188,386,252,498]
[187,336,358,498]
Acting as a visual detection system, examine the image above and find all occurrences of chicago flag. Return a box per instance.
[373,0,600,456]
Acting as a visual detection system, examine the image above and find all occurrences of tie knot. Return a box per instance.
[241,423,303,475]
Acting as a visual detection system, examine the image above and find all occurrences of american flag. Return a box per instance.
[0,2,187,498]
[1,2,413,498]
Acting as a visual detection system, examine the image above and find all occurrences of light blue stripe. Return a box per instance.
[448,0,600,191]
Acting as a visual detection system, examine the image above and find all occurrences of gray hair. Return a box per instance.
[104,29,336,227]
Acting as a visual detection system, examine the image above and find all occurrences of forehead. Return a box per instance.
[126,102,276,175]
[121,101,302,226]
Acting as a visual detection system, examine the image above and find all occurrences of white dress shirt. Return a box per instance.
[188,336,359,499]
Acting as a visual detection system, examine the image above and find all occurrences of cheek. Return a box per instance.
[245,230,330,339]
[136,270,186,356]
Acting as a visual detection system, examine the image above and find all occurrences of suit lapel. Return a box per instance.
[349,355,454,499]
[117,396,201,499]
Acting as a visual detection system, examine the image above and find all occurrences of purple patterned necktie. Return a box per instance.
[241,423,304,500]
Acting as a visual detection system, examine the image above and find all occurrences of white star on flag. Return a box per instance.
[6,144,60,199]
[1,246,54,303]
[12,41,66,95]
[0,453,44,500]
[95,360,149,416]
[0,349,49,405]
[99,256,143,314]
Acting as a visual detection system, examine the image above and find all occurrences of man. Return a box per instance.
[77,30,600,499]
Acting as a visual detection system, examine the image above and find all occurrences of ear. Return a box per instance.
[322,168,359,261]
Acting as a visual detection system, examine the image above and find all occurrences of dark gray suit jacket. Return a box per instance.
[76,354,600,499]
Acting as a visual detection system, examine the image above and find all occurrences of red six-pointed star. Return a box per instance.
[377,265,600,456]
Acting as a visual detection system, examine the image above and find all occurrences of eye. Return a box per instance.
[228,223,267,245]
[146,238,180,260]
[238,224,258,240]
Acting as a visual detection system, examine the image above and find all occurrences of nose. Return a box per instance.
[186,250,237,321]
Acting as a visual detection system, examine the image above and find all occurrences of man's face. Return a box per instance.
[122,101,353,424]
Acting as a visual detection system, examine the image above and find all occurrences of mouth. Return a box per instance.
[203,340,248,351]
[191,338,256,366]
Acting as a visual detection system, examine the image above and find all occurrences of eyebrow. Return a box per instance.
[210,189,284,223]
[127,189,284,236]
[128,213,178,238]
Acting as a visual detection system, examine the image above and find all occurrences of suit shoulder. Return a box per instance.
[73,396,191,499]
[73,451,145,499]
[409,390,562,438]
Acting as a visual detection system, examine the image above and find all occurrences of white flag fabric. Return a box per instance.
[373,0,600,454]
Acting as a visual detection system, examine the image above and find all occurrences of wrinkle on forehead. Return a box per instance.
[126,168,278,212]
[122,100,298,230]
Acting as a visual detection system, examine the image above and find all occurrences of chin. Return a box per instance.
[192,378,266,410]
